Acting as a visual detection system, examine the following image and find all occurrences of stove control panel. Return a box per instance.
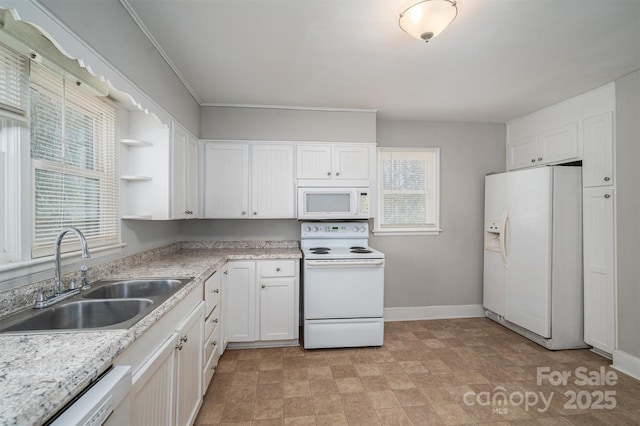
[301,222,368,237]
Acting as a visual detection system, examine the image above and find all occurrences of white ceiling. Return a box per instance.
[124,0,639,123]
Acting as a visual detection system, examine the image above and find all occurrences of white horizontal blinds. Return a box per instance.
[30,62,119,256]
[380,150,436,228]
[0,42,28,115]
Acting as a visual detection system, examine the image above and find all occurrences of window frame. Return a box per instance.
[373,147,441,236]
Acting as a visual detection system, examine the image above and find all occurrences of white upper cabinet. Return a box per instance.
[203,143,250,219]
[583,111,614,188]
[538,123,579,164]
[203,142,295,219]
[296,143,374,186]
[171,122,199,219]
[251,144,295,218]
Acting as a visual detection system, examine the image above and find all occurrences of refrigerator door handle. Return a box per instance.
[500,209,509,267]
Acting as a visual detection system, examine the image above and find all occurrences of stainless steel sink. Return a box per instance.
[82,279,189,299]
[0,277,193,334]
[0,299,153,332]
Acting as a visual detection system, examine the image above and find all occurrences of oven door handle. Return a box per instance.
[305,259,385,268]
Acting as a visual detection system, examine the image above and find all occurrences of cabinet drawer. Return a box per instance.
[259,260,296,277]
[204,271,221,317]
[204,306,220,342]
[202,344,219,394]
[203,323,221,367]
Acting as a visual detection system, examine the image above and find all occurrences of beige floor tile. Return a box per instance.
[335,377,364,393]
[312,394,343,414]
[393,388,429,407]
[367,390,402,409]
[330,364,357,378]
[404,404,446,425]
[284,415,316,425]
[283,396,314,418]
[432,402,476,425]
[284,380,311,398]
[259,369,284,384]
[306,366,333,380]
[385,373,417,390]
[221,401,254,423]
[354,363,383,377]
[253,399,284,420]
[232,371,259,387]
[227,384,257,402]
[194,401,224,424]
[375,407,413,425]
[253,419,284,426]
[314,413,348,426]
[399,360,429,374]
[360,375,391,391]
[256,383,284,400]
[260,358,284,371]
[345,409,381,425]
[309,378,339,396]
[340,391,373,412]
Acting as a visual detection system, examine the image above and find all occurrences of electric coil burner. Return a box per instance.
[301,222,385,349]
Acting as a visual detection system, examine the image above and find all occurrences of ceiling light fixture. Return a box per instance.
[398,0,458,43]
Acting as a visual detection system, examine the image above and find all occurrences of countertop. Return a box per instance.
[0,244,301,426]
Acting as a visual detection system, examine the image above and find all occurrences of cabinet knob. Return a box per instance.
[253,212,257,215]
[261,284,266,288]
[538,157,543,161]
[212,318,219,324]
[604,177,610,182]
[276,267,281,272]
[211,340,217,346]
[531,159,536,163]
[223,271,228,275]
[604,194,611,199]
[213,288,220,294]
[176,343,183,351]
[327,172,331,176]
[241,211,246,215]
[210,366,216,371]
[180,335,188,343]
[336,172,340,176]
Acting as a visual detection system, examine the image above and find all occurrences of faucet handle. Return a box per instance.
[80,265,90,290]
[68,279,78,291]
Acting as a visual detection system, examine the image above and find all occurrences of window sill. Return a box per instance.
[0,242,126,292]
[372,228,442,236]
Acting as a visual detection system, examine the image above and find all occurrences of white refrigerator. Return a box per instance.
[483,166,586,350]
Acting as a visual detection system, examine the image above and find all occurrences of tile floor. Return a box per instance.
[194,318,640,425]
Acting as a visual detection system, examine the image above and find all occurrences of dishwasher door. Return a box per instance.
[50,365,131,426]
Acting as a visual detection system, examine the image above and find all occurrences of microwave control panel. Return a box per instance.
[359,192,369,215]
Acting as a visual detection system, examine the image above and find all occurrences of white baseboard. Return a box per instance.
[384,304,485,322]
[612,350,640,380]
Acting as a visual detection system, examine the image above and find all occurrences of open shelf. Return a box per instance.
[120,138,152,146]
[120,175,152,182]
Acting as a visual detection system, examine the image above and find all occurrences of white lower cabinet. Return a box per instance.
[583,187,616,354]
[115,285,204,426]
[226,259,299,344]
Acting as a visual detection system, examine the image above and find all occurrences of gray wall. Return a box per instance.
[615,70,640,358]
[201,106,376,142]
[370,120,506,307]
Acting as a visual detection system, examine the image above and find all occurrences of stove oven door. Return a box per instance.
[303,259,384,319]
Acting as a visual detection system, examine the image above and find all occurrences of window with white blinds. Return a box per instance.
[30,62,119,257]
[375,148,440,235]
[0,42,28,116]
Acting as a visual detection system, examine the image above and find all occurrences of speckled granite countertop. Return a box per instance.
[0,241,301,426]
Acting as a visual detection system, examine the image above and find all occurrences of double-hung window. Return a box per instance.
[374,148,440,235]
[29,62,119,257]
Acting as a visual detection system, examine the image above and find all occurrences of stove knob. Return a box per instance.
[359,226,366,232]
[353,226,359,232]
[313,226,319,232]
[305,226,311,232]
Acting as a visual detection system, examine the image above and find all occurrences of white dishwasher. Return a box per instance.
[49,365,131,426]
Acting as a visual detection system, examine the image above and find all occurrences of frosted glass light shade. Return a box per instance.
[398,0,458,42]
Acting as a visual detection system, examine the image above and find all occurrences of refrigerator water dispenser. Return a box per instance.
[484,220,501,251]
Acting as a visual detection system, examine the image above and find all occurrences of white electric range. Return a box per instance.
[300,221,385,349]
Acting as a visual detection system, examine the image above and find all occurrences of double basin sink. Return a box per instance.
[0,278,192,333]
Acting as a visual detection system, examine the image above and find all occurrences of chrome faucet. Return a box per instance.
[34,227,91,309]
[54,227,91,295]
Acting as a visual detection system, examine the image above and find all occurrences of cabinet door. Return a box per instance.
[507,137,538,170]
[538,122,579,165]
[203,143,249,218]
[583,187,615,353]
[583,112,614,188]
[130,333,177,426]
[259,277,295,341]
[251,145,295,218]
[333,145,370,180]
[296,145,332,179]
[185,135,199,217]
[226,261,257,342]
[171,123,188,219]
[175,303,204,426]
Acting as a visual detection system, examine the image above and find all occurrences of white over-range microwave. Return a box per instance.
[297,187,370,220]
